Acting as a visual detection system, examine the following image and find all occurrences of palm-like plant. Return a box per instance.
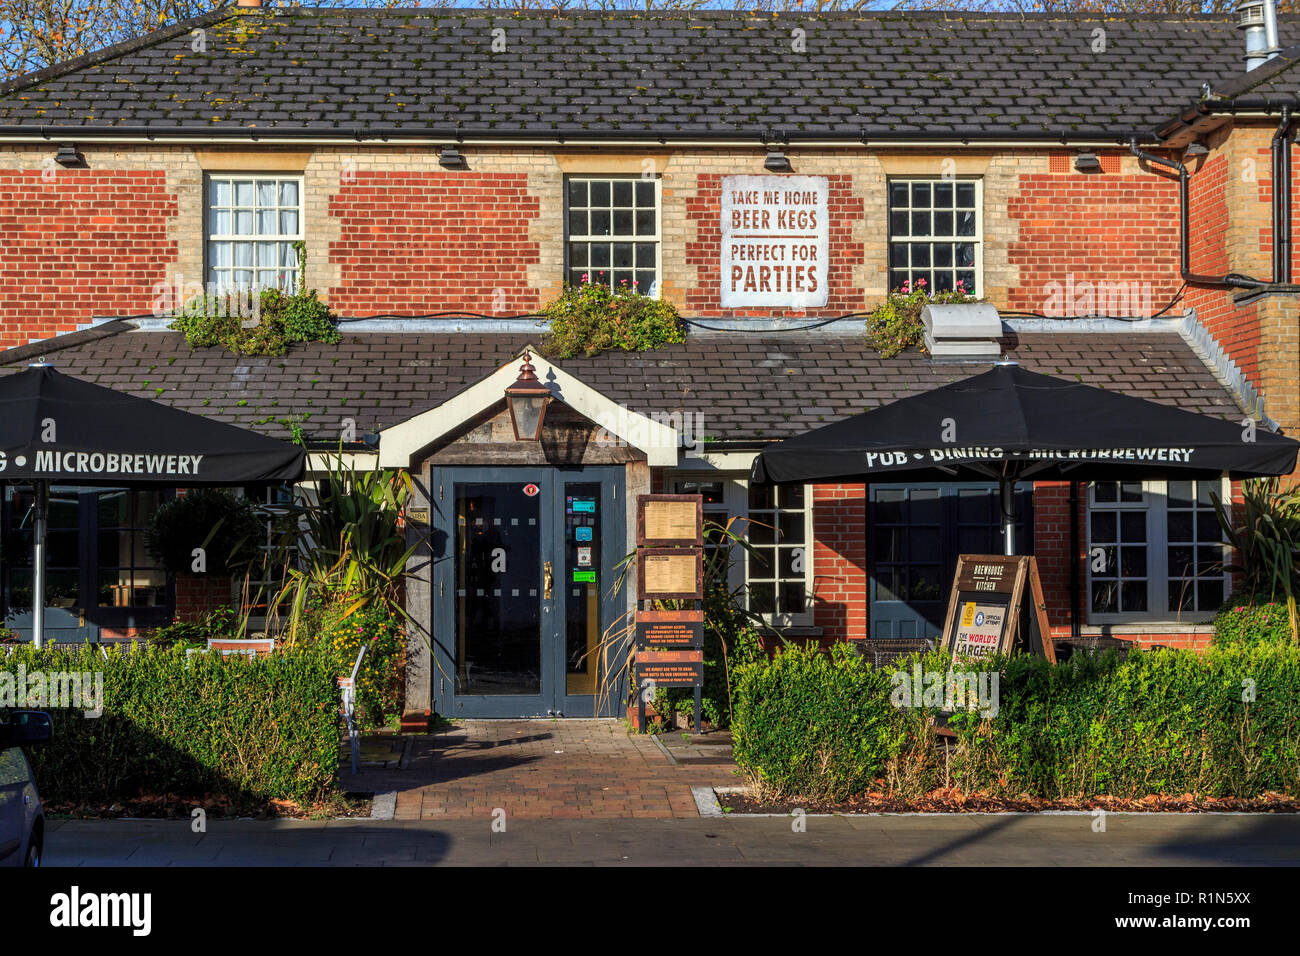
[266,455,423,643]
[1212,477,1300,642]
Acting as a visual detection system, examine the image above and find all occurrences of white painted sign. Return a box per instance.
[720,175,828,309]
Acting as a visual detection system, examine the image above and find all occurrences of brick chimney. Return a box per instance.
[236,0,262,8]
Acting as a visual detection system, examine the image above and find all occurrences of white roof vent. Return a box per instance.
[921,303,1003,360]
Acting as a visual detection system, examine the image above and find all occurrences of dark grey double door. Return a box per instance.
[429,466,625,718]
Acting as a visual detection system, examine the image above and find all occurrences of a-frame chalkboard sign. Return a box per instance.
[938,555,1056,664]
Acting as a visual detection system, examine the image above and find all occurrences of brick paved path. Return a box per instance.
[388,720,738,821]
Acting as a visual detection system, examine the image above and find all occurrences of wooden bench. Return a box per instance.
[205,637,276,660]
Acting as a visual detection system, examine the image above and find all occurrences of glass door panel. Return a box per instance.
[3,487,93,641]
[454,482,543,697]
[564,482,601,697]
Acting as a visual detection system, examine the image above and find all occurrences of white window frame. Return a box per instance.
[232,483,299,626]
[886,176,983,297]
[564,175,662,296]
[1086,478,1230,626]
[668,472,815,628]
[205,173,305,296]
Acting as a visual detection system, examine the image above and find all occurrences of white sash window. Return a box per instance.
[206,175,304,295]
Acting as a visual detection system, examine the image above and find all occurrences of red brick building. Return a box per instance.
[0,7,1296,718]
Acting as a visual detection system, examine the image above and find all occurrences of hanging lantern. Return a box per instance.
[504,351,552,441]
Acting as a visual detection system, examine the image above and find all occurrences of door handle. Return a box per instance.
[543,561,554,600]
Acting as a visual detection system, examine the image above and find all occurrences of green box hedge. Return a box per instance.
[1213,601,1293,646]
[730,643,914,801]
[732,642,1300,803]
[0,643,340,806]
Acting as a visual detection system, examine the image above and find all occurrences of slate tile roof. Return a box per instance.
[1207,42,1300,101]
[0,9,1293,140]
[0,325,1243,447]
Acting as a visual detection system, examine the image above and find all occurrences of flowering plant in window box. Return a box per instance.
[865,277,981,358]
[541,273,685,359]
[171,242,340,356]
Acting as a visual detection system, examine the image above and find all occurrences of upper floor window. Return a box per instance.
[565,176,659,295]
[206,175,303,294]
[1088,479,1228,623]
[887,178,981,296]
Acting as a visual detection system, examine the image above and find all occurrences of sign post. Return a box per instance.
[634,494,705,733]
[939,555,1056,663]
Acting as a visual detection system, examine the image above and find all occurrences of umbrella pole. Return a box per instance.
[32,479,47,649]
[1001,477,1016,557]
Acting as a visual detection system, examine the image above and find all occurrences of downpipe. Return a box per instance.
[1273,107,1294,282]
[1129,134,1300,292]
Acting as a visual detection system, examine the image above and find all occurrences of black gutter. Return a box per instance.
[0,123,1155,147]
[1129,136,1300,290]
[1155,93,1300,142]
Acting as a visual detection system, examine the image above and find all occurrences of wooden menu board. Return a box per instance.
[939,555,1056,663]
[633,493,705,732]
[637,548,704,600]
[637,494,703,547]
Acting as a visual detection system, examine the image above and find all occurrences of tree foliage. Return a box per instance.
[1,0,438,79]
[1,0,213,79]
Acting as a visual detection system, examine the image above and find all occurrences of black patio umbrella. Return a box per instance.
[0,364,305,646]
[751,362,1299,554]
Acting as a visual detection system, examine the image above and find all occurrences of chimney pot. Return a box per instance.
[1238,0,1281,71]
[236,0,262,8]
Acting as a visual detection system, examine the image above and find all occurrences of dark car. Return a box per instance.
[0,711,52,867]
